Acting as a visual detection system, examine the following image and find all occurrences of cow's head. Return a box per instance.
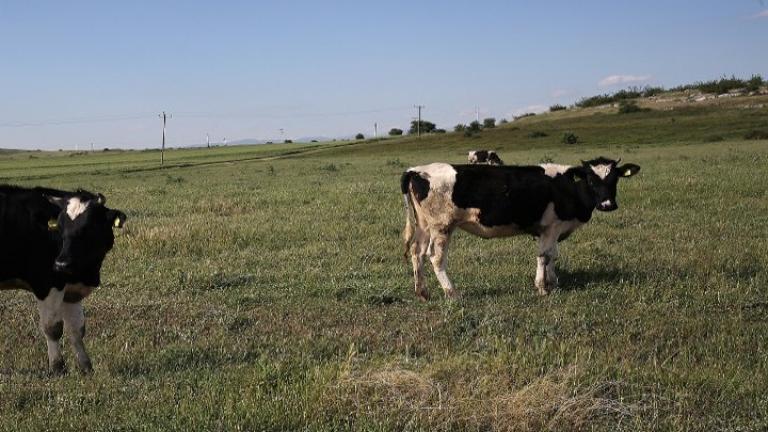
[567,157,640,212]
[45,190,127,286]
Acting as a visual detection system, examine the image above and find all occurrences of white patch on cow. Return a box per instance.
[590,164,612,179]
[66,197,89,220]
[408,163,457,193]
[467,151,478,163]
[540,163,572,178]
[538,203,584,241]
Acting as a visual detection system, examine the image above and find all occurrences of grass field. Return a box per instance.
[1,99,768,431]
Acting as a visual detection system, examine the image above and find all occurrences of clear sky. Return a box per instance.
[1,0,767,150]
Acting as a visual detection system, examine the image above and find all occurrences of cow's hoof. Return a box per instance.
[49,359,67,376]
[536,287,550,296]
[444,290,461,301]
[416,290,430,302]
[78,360,93,375]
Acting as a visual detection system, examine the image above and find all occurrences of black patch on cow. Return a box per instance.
[451,165,596,233]
[488,152,504,165]
[64,291,86,303]
[400,171,430,203]
[45,321,64,340]
[474,150,489,161]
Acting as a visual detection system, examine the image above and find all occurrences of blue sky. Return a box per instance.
[1,0,767,149]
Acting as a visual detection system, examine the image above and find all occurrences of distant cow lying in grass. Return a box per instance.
[0,186,126,374]
[468,150,504,165]
[400,157,640,299]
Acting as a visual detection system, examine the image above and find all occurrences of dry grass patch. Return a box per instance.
[326,362,657,431]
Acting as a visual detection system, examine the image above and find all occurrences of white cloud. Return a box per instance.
[598,74,652,88]
[753,9,768,18]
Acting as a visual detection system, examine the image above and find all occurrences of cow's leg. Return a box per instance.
[37,288,66,374]
[410,226,430,301]
[535,231,558,295]
[429,229,459,300]
[62,301,93,373]
[546,243,559,289]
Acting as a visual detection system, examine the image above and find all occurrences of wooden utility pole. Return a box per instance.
[159,111,171,165]
[414,105,425,137]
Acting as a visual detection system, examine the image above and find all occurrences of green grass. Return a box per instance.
[1,100,768,431]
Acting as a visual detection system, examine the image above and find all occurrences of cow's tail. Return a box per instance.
[400,170,419,259]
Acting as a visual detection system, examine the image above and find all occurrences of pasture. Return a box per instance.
[1,100,768,431]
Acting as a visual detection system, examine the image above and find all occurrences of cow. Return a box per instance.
[400,157,640,299]
[468,150,504,165]
[0,186,126,374]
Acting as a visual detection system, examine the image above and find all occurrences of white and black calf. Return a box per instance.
[0,186,126,374]
[468,150,504,165]
[401,157,640,299]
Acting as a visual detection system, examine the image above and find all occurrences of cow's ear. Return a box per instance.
[564,166,588,182]
[106,209,127,228]
[45,195,68,209]
[96,193,107,205]
[618,164,641,177]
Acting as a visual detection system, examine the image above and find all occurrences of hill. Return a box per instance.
[0,97,767,431]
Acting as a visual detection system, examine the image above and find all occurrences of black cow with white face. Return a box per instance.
[0,186,126,374]
[401,157,640,299]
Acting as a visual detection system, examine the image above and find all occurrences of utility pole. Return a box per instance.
[206,133,210,148]
[374,122,378,138]
[414,105,425,137]
[475,106,480,124]
[90,142,94,152]
[159,111,171,165]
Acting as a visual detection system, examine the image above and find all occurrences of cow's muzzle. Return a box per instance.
[53,260,74,274]
[597,200,618,212]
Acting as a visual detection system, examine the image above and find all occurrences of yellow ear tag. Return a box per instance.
[574,176,581,182]
[624,169,633,177]
[48,219,59,231]
[113,217,122,228]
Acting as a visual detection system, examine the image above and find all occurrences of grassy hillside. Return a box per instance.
[1,99,767,431]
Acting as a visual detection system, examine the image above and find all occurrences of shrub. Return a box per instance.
[483,118,496,129]
[355,133,365,140]
[703,135,724,143]
[514,112,536,120]
[499,118,509,125]
[454,124,465,132]
[746,74,765,92]
[388,128,403,136]
[467,121,482,132]
[549,104,567,112]
[561,132,580,145]
[617,101,650,114]
[408,120,436,134]
[744,130,768,140]
[284,139,293,143]
[434,129,446,134]
[528,131,548,138]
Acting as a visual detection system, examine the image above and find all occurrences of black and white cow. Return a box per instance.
[400,157,640,299]
[0,186,126,374]
[468,150,504,165]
